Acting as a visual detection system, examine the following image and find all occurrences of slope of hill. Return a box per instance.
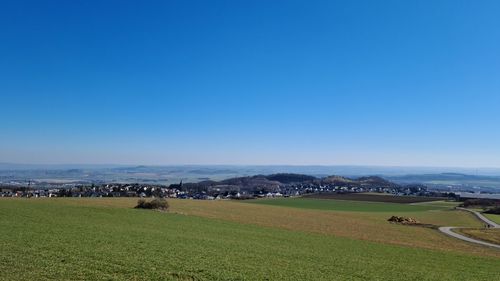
[264,173,317,183]
[177,173,407,194]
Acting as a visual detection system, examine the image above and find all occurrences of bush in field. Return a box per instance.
[135,198,169,211]
[459,199,500,208]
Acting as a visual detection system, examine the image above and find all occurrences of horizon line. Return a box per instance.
[1,162,500,170]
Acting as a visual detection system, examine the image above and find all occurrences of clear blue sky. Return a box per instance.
[1,0,499,167]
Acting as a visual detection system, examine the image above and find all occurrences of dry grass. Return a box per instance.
[12,197,500,258]
[458,228,500,245]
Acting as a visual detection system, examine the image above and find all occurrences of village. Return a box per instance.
[0,178,446,200]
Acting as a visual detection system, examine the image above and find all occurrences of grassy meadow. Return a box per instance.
[485,213,500,224]
[1,197,500,280]
[459,228,500,245]
[246,197,444,212]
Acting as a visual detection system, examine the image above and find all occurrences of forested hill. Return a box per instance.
[180,173,406,193]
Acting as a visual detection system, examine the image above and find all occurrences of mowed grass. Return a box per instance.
[247,198,444,212]
[411,200,461,208]
[485,214,500,224]
[1,199,500,281]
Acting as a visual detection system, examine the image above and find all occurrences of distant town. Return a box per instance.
[1,173,458,200]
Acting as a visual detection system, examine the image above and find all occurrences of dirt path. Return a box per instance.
[438,208,500,249]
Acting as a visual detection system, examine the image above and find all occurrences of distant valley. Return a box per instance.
[1,164,500,193]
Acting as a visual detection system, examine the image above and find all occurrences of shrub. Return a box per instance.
[459,199,500,208]
[485,206,500,215]
[135,198,169,211]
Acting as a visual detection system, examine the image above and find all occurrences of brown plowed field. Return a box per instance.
[303,192,447,203]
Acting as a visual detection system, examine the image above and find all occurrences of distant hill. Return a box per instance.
[356,176,400,188]
[320,175,354,185]
[176,173,404,193]
[220,176,281,188]
[264,173,316,184]
[317,175,398,189]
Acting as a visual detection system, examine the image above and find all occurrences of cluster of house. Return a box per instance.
[279,183,392,195]
[0,181,436,199]
[1,183,180,198]
[1,188,60,198]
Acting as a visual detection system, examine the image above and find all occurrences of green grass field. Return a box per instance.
[1,199,499,281]
[247,197,445,212]
[411,200,460,208]
[485,213,500,224]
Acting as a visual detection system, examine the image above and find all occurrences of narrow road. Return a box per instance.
[439,226,500,250]
[438,207,500,249]
[455,207,500,229]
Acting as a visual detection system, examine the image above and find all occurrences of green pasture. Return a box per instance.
[247,198,446,212]
[0,199,499,281]
[485,213,500,224]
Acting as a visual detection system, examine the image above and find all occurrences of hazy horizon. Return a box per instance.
[2,162,500,174]
[3,161,500,168]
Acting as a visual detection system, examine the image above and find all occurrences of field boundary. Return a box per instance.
[439,227,500,250]
[302,193,447,204]
[439,208,500,250]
